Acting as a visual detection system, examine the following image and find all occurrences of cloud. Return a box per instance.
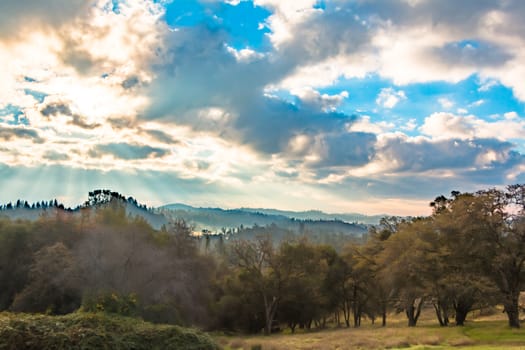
[43,150,70,161]
[0,0,524,215]
[264,0,525,102]
[420,112,525,140]
[376,88,407,108]
[40,102,73,117]
[438,97,454,109]
[292,87,348,111]
[40,101,101,129]
[0,125,44,143]
[141,129,178,144]
[142,23,364,158]
[0,0,90,39]
[378,134,516,172]
[121,76,141,90]
[90,143,169,160]
[348,116,394,134]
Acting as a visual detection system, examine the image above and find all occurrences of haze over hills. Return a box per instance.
[0,190,168,230]
[161,203,384,225]
[238,207,385,225]
[0,191,382,239]
[160,203,374,237]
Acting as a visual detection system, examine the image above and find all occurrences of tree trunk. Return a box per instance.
[433,301,449,327]
[504,296,520,329]
[335,311,341,327]
[353,303,361,328]
[406,297,424,327]
[433,302,445,326]
[452,297,473,326]
[263,295,278,335]
[382,310,387,327]
[342,302,351,327]
[455,310,468,326]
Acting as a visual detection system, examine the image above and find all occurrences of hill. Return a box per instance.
[0,191,378,239]
[0,190,168,230]
[240,207,385,225]
[160,203,370,238]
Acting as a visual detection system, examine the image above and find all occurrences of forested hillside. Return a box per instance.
[0,185,524,342]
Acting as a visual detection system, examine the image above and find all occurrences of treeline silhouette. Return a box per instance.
[0,185,524,334]
[0,189,150,212]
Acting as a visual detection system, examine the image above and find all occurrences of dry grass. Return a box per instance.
[216,309,525,350]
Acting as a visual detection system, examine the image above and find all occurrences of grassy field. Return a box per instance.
[215,311,525,350]
[0,310,522,350]
[0,312,219,350]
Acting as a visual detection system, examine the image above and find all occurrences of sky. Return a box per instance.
[1,0,525,216]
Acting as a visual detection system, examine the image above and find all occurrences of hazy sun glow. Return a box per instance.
[0,0,524,215]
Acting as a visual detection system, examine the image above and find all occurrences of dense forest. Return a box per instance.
[0,185,524,338]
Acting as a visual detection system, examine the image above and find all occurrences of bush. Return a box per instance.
[140,302,183,325]
[0,312,219,350]
[81,292,138,316]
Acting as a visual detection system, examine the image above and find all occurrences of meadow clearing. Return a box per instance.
[215,309,525,350]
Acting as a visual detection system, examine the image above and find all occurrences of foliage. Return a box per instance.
[1,185,525,337]
[81,292,138,316]
[0,312,219,350]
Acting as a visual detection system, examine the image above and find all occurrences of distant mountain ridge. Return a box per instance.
[159,203,376,237]
[238,207,385,225]
[162,203,384,225]
[0,192,383,238]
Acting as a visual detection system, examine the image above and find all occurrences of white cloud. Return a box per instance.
[420,112,525,141]
[226,45,265,62]
[376,87,407,108]
[254,0,320,48]
[347,116,394,134]
[401,118,418,131]
[469,99,485,107]
[478,78,498,91]
[291,87,348,111]
[276,53,378,90]
[438,97,454,109]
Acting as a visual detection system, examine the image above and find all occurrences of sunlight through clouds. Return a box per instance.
[1,0,524,214]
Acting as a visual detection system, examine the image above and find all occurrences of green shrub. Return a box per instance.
[0,312,220,350]
[140,302,182,325]
[81,292,138,316]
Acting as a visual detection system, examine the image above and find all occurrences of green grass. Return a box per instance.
[0,312,219,350]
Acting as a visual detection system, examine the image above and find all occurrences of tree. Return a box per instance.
[229,235,281,335]
[378,218,432,327]
[277,240,329,332]
[433,187,525,328]
[430,193,498,326]
[10,243,80,314]
[0,219,33,310]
